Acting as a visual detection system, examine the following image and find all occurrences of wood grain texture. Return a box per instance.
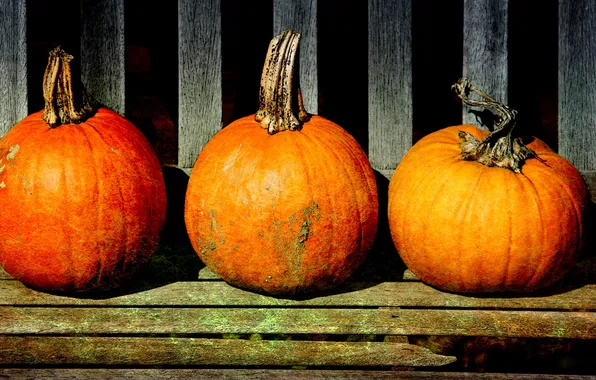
[558,0,596,171]
[368,0,412,170]
[273,0,317,114]
[1,307,593,338]
[462,0,508,126]
[0,370,591,380]
[0,370,592,380]
[81,0,125,114]
[0,280,593,310]
[0,336,455,367]
[0,0,27,137]
[178,0,222,168]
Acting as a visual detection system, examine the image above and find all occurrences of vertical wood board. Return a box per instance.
[273,0,318,114]
[178,0,222,168]
[81,0,126,115]
[0,0,27,136]
[559,0,596,170]
[368,0,412,169]
[463,0,508,126]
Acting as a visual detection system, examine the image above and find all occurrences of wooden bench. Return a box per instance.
[0,0,595,377]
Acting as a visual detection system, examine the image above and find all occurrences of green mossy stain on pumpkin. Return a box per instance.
[197,237,217,256]
[6,144,19,160]
[298,221,309,243]
[267,201,322,291]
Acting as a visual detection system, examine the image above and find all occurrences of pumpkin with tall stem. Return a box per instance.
[185,30,378,296]
[0,47,167,292]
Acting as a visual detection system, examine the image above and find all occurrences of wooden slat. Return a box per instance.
[0,0,27,136]
[0,370,591,380]
[559,0,596,171]
[178,0,222,168]
[0,280,593,310]
[273,0,317,114]
[462,0,508,126]
[1,307,594,338]
[81,0,125,114]
[0,336,455,367]
[368,0,412,169]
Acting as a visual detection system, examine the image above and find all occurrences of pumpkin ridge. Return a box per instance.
[106,123,154,273]
[312,130,365,263]
[76,125,105,287]
[191,125,267,283]
[60,130,79,289]
[85,120,130,277]
[397,156,460,254]
[520,175,547,290]
[297,129,340,282]
[456,165,488,291]
[501,170,513,292]
[285,134,313,288]
[311,120,378,208]
[527,161,584,287]
[418,166,458,288]
[19,135,43,283]
[314,123,378,238]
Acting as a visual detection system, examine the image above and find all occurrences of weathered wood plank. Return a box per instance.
[0,369,591,380]
[368,0,412,169]
[0,279,593,310]
[81,0,125,114]
[178,0,222,168]
[0,336,455,367]
[462,0,508,126]
[273,0,317,114]
[559,1,596,171]
[1,307,593,338]
[0,0,27,137]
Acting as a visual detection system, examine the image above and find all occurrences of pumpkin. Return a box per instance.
[388,79,588,293]
[184,30,378,296]
[0,47,167,292]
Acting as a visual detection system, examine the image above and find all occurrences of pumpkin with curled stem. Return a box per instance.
[184,30,378,296]
[388,79,588,293]
[0,47,167,292]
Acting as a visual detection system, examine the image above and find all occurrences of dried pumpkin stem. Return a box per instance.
[255,29,309,135]
[452,78,545,173]
[42,47,93,128]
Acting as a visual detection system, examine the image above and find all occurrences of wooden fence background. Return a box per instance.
[0,1,595,374]
[1,0,595,194]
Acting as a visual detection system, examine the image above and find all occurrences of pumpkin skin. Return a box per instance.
[388,124,588,293]
[0,108,167,292]
[184,114,378,295]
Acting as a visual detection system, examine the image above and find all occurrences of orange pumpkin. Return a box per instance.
[0,47,167,292]
[184,30,378,296]
[388,79,588,293]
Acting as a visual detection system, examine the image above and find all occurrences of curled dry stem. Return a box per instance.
[42,47,93,128]
[452,78,545,173]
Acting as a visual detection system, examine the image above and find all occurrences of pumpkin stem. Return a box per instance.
[42,47,93,128]
[255,29,309,135]
[452,78,545,173]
